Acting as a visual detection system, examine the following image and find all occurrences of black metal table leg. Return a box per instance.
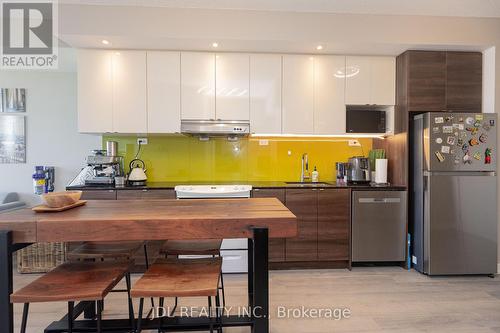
[251,228,269,333]
[247,238,254,309]
[0,231,14,333]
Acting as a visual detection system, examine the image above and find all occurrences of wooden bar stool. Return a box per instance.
[131,257,223,333]
[159,239,226,312]
[67,241,152,312]
[11,261,133,333]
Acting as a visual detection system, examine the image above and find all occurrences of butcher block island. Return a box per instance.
[0,198,296,333]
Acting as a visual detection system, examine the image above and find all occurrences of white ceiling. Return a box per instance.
[59,0,500,18]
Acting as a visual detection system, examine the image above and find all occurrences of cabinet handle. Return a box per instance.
[142,189,148,192]
[108,190,114,193]
[319,188,325,191]
[312,188,317,191]
[254,188,260,191]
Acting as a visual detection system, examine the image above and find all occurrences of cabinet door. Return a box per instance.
[408,51,446,111]
[216,53,249,120]
[117,189,176,200]
[282,55,314,134]
[314,56,346,134]
[371,57,396,105]
[345,56,371,105]
[147,52,181,133]
[250,54,282,134]
[285,189,317,261]
[252,188,286,262]
[77,50,113,133]
[181,52,216,120]
[112,51,147,133]
[81,190,116,200]
[317,189,350,261]
[446,52,482,112]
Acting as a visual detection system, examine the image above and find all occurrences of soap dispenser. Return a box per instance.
[312,166,319,183]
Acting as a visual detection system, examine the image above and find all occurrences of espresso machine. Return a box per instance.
[85,149,124,186]
[347,156,371,184]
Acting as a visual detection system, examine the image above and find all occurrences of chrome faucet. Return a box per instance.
[300,153,310,182]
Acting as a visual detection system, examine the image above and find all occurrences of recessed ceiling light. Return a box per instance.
[212,42,219,48]
[101,39,110,45]
[316,45,323,50]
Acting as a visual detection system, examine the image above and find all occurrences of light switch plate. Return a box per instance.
[348,140,361,147]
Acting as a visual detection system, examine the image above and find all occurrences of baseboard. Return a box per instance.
[497,263,500,274]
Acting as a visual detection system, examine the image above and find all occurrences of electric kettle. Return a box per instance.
[128,159,147,186]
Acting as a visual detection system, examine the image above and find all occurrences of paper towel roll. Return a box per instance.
[375,159,388,184]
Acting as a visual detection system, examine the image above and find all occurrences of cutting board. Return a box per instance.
[32,200,87,213]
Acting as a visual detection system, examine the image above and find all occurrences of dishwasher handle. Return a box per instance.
[358,197,401,204]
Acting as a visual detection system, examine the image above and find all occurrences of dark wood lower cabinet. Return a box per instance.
[317,189,350,261]
[284,189,318,262]
[116,189,176,200]
[252,188,286,262]
[80,190,117,200]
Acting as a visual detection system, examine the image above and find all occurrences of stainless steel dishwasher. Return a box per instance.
[352,190,407,262]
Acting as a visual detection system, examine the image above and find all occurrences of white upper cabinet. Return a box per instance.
[282,55,314,134]
[112,51,147,133]
[345,56,396,106]
[147,51,181,133]
[314,56,346,135]
[77,50,113,133]
[216,53,250,121]
[370,57,396,106]
[181,52,216,120]
[249,54,282,134]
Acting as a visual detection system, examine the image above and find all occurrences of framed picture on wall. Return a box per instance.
[0,88,26,113]
[0,115,26,163]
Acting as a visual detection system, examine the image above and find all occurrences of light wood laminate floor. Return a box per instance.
[12,266,500,332]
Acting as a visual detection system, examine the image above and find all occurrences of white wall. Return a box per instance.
[0,50,100,205]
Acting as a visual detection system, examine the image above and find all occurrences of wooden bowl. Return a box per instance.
[42,191,82,208]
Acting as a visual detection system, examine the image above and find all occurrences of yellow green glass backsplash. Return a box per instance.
[102,136,372,182]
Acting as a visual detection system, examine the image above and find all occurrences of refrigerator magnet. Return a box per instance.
[441,146,451,154]
[479,133,488,143]
[433,127,440,134]
[485,148,492,164]
[469,137,479,146]
[483,123,491,131]
[475,114,484,121]
[463,152,472,164]
[466,117,474,125]
[435,138,443,144]
[435,117,444,124]
[473,152,481,160]
[447,136,456,145]
[443,126,453,134]
[490,119,495,126]
[435,151,445,162]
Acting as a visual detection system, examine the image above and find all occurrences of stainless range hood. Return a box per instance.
[181,120,250,137]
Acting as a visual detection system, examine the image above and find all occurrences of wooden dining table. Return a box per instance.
[0,198,297,333]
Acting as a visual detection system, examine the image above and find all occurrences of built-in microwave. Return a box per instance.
[346,108,386,133]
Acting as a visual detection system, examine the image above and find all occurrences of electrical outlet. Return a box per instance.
[137,138,148,145]
[348,140,361,147]
[259,140,269,146]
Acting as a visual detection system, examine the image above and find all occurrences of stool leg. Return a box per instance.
[143,244,155,309]
[169,297,178,317]
[125,273,134,328]
[20,303,29,333]
[215,292,222,333]
[137,298,144,333]
[96,300,103,333]
[219,273,226,308]
[158,297,164,333]
[208,297,213,333]
[68,301,74,333]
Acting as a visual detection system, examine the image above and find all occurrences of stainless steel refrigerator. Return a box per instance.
[412,112,497,275]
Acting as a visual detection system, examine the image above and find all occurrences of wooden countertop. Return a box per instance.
[0,198,297,244]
